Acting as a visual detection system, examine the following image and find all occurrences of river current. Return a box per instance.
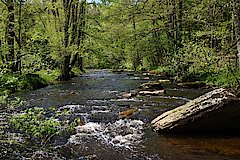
[19,70,240,160]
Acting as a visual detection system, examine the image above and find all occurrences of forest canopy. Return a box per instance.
[1,1,240,159]
[0,0,240,89]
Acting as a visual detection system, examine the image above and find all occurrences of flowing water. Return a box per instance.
[19,70,240,160]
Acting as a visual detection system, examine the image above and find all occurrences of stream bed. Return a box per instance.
[17,70,240,160]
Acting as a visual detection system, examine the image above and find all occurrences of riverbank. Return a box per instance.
[147,66,240,96]
[0,67,85,95]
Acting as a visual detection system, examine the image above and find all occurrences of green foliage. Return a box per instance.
[149,66,174,76]
[71,67,85,77]
[0,0,239,88]
[0,95,23,110]
[10,107,60,139]
[10,107,81,141]
[206,68,240,89]
[35,69,61,83]
[0,73,47,94]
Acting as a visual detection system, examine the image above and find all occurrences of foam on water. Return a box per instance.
[90,110,111,114]
[87,100,108,104]
[69,119,144,149]
[111,98,143,102]
[59,105,85,112]
[75,122,102,134]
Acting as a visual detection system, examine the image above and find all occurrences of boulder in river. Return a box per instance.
[151,88,240,134]
[118,108,138,119]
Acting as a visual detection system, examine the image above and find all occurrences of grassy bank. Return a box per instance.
[149,65,240,94]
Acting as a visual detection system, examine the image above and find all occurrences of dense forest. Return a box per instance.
[1,0,240,159]
[0,0,240,90]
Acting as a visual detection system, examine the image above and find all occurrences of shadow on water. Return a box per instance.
[18,70,240,160]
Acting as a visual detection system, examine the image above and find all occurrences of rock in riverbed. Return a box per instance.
[139,90,166,96]
[122,93,134,98]
[139,82,163,91]
[118,108,138,119]
[178,81,207,89]
[151,88,240,134]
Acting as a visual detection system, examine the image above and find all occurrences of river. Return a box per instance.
[19,70,240,160]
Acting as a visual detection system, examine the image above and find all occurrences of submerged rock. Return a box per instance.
[139,82,163,91]
[118,90,138,99]
[122,93,135,99]
[118,108,138,119]
[139,90,166,96]
[151,88,240,134]
[158,79,170,83]
[178,81,207,89]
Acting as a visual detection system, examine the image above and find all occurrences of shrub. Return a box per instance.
[10,107,60,139]
[0,73,47,94]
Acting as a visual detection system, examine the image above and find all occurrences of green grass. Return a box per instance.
[205,69,240,89]
[149,66,174,76]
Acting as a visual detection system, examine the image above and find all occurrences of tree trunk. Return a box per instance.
[60,0,86,80]
[77,1,86,46]
[152,20,161,66]
[78,56,83,71]
[0,39,4,65]
[16,0,22,73]
[233,0,240,60]
[6,0,16,72]
[60,0,73,81]
[177,0,183,47]
[60,54,71,81]
[132,10,141,71]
